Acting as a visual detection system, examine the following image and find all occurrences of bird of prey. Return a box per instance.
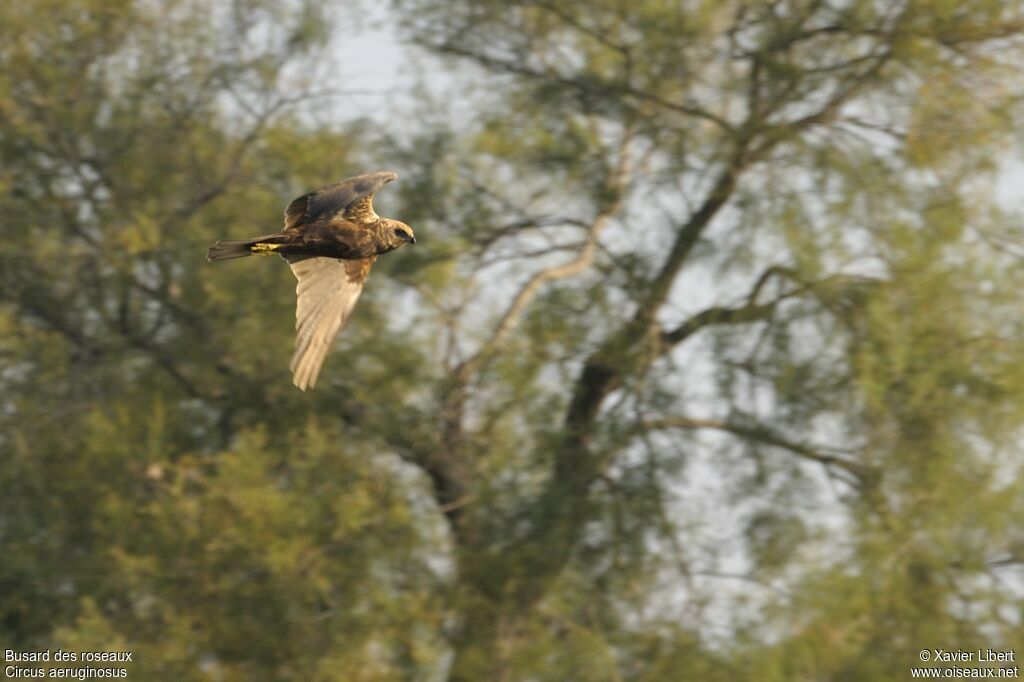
[207,171,415,391]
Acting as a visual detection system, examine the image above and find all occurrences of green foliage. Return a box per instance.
[0,0,447,678]
[4,0,1024,680]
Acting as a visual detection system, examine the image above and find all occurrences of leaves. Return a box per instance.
[4,0,1024,680]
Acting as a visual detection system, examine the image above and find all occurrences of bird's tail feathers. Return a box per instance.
[206,234,285,262]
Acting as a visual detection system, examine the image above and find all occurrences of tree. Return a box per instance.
[387,0,1024,679]
[2,0,1023,680]
[1,1,446,679]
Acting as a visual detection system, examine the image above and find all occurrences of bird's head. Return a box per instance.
[381,219,416,251]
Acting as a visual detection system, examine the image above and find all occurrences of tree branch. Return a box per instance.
[660,298,784,347]
[634,416,870,480]
[454,130,634,385]
[435,42,734,133]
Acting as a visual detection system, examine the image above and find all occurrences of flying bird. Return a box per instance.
[207,171,415,391]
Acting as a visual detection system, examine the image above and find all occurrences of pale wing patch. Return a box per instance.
[343,194,379,224]
[287,257,372,391]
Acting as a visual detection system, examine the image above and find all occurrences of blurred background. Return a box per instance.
[2,1,1024,680]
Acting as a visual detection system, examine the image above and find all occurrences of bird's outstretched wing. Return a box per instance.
[287,256,374,391]
[284,171,397,230]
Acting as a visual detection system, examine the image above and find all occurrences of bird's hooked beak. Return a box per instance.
[406,234,416,245]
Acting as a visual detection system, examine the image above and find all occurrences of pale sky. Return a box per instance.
[326,6,1024,643]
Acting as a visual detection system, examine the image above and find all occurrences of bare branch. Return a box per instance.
[634,144,752,327]
[472,212,613,356]
[663,267,881,348]
[661,299,782,348]
[635,416,870,480]
[454,131,634,384]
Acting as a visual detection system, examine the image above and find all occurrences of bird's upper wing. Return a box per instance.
[287,256,374,391]
[284,171,398,230]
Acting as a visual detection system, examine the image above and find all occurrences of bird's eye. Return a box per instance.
[394,228,405,238]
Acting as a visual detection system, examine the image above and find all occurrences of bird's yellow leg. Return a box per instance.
[250,242,282,255]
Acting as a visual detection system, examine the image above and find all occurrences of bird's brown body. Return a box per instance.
[252,217,409,261]
[206,171,415,390]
